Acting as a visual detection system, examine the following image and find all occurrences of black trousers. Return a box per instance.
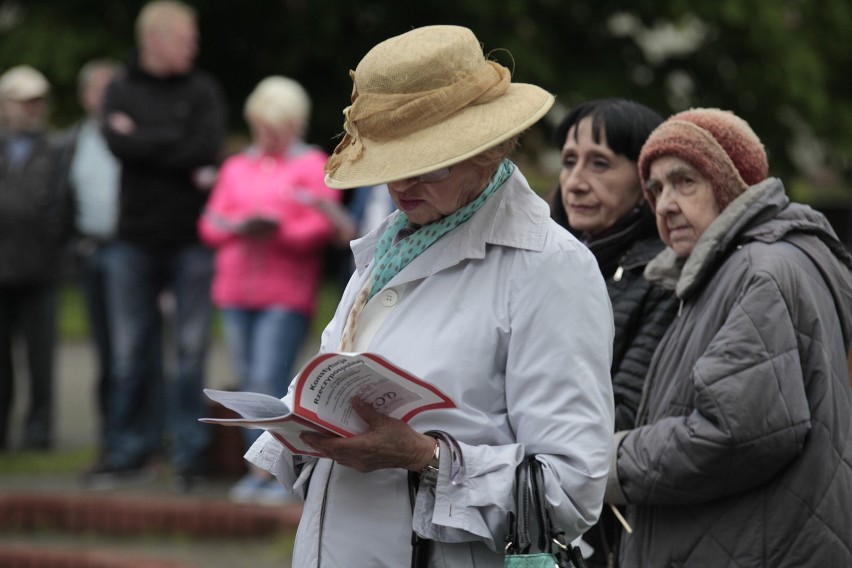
[0,283,57,449]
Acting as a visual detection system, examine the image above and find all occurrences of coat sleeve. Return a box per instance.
[614,270,811,506]
[413,242,616,549]
[197,158,240,248]
[270,152,342,252]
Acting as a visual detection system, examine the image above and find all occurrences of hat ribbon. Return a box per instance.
[326,61,510,172]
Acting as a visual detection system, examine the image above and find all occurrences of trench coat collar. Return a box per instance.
[351,168,549,286]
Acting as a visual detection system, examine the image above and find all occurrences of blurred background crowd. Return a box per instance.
[2,1,851,196]
[1,0,850,493]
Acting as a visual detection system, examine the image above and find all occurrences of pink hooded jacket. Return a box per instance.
[198,146,341,317]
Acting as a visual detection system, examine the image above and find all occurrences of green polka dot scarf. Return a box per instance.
[337,159,514,351]
[368,159,515,299]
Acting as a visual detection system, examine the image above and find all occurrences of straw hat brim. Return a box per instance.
[324,83,554,189]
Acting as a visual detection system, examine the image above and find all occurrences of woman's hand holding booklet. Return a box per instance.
[201,352,456,456]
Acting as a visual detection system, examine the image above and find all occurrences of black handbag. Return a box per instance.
[504,456,588,568]
[409,471,431,568]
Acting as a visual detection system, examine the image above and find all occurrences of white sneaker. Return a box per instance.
[228,473,268,504]
[256,479,300,505]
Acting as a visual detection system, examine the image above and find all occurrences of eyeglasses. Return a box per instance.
[410,166,453,184]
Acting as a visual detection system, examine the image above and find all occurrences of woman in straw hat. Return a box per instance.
[605,108,852,567]
[246,25,615,566]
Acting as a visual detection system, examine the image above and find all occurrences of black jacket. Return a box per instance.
[102,54,226,250]
[551,194,678,430]
[551,194,678,568]
[0,130,74,284]
[599,220,678,432]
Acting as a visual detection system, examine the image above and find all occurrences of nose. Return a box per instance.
[388,177,418,193]
[654,186,679,216]
[562,165,588,194]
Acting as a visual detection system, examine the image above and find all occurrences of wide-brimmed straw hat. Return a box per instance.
[324,25,555,189]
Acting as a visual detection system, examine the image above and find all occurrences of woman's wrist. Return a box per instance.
[410,434,439,473]
[417,435,440,486]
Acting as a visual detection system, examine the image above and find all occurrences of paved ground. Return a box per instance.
[6,337,318,453]
[1,337,319,568]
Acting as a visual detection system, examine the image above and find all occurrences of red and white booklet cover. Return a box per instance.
[201,352,456,456]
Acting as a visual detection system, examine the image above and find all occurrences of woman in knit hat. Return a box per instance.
[243,26,615,566]
[605,108,852,567]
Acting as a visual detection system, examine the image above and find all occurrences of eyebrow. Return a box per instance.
[561,146,616,161]
[649,165,698,184]
[666,166,698,178]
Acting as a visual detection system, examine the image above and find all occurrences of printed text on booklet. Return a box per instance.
[201,352,456,456]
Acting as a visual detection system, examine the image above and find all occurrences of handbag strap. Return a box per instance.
[408,470,431,568]
[528,456,554,551]
[506,456,543,554]
[506,456,590,568]
[512,455,533,553]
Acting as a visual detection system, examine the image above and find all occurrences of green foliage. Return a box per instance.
[310,279,343,341]
[0,446,95,473]
[0,1,141,124]
[3,0,849,190]
[58,283,88,341]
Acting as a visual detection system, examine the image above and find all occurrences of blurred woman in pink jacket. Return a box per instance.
[198,76,342,503]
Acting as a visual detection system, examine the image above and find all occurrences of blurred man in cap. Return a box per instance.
[0,65,50,133]
[0,64,74,451]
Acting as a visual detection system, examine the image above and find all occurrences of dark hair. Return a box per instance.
[554,98,663,162]
[550,99,663,230]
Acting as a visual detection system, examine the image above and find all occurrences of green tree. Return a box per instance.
[3,0,849,194]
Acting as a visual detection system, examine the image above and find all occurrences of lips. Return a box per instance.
[569,204,598,213]
[398,198,424,212]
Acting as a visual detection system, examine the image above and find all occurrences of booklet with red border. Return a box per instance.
[201,352,456,456]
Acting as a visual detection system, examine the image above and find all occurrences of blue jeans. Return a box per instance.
[76,240,115,450]
[104,241,213,473]
[221,307,308,447]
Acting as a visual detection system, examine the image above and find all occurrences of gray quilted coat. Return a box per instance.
[608,178,852,567]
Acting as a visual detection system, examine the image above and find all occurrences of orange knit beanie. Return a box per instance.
[638,108,768,211]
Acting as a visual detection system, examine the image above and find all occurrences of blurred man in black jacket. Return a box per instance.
[89,0,226,492]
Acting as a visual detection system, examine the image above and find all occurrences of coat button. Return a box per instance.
[380,289,398,307]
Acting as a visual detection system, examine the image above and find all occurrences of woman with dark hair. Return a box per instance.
[550,99,678,567]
